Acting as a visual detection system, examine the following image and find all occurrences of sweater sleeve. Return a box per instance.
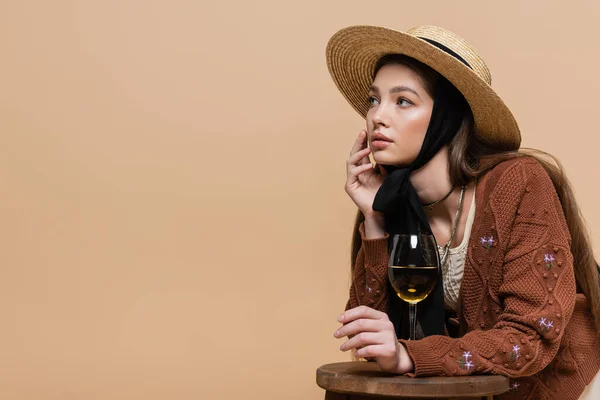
[345,222,390,313]
[400,159,577,378]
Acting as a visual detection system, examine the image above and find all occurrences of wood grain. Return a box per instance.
[316,362,509,399]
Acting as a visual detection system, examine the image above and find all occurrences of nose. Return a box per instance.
[372,101,391,127]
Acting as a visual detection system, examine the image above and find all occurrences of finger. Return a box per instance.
[358,145,371,166]
[347,147,371,169]
[349,130,367,157]
[338,305,388,324]
[346,148,371,175]
[340,332,382,352]
[346,163,374,187]
[356,344,390,359]
[334,318,383,338]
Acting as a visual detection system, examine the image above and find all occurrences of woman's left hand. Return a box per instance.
[334,306,414,374]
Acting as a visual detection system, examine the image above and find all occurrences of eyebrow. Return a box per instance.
[369,85,422,100]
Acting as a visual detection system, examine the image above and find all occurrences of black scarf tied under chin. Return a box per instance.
[372,77,469,339]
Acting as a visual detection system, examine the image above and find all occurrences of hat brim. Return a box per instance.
[326,25,521,150]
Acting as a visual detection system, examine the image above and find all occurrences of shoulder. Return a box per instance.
[475,155,569,241]
[477,156,553,201]
[485,155,547,182]
[471,156,572,269]
[474,156,565,234]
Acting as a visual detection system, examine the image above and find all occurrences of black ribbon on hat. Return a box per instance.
[372,77,469,339]
[418,37,473,70]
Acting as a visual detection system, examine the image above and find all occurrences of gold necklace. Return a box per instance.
[422,186,455,211]
[438,185,467,267]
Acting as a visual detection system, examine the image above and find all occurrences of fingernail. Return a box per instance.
[338,314,344,322]
[340,343,345,351]
[334,330,340,337]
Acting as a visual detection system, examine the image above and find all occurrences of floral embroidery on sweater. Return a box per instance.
[539,317,554,333]
[510,345,521,361]
[457,351,474,371]
[544,253,555,270]
[480,236,495,250]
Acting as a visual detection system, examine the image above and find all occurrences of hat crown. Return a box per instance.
[407,25,492,85]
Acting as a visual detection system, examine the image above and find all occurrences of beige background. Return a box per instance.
[0,1,598,399]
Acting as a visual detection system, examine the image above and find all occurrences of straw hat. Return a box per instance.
[326,25,521,150]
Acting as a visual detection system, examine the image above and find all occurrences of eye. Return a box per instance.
[368,96,380,106]
[397,97,412,107]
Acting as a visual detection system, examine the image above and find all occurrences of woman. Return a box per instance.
[326,25,600,399]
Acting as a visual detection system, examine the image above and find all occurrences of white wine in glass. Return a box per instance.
[388,233,440,340]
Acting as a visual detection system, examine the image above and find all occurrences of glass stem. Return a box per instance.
[408,302,417,340]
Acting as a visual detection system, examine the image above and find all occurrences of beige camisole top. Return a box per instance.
[438,187,476,313]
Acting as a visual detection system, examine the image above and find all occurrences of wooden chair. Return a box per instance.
[316,362,510,400]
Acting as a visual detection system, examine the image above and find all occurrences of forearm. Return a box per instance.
[346,220,390,312]
[400,322,564,378]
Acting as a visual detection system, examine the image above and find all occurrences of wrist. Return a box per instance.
[363,210,384,221]
[396,342,415,374]
[363,212,386,240]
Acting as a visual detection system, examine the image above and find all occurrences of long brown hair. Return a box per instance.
[350,54,600,330]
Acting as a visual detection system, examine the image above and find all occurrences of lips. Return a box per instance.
[371,132,393,143]
[370,132,393,150]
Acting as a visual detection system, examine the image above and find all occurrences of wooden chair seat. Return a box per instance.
[316,362,510,400]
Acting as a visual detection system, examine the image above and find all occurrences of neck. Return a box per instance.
[409,147,456,222]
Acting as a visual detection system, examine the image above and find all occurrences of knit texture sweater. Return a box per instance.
[346,157,600,400]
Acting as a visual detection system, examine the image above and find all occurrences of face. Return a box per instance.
[366,63,434,166]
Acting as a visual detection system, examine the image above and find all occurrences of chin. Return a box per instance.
[373,153,408,166]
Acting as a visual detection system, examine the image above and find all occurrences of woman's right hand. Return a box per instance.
[345,130,386,217]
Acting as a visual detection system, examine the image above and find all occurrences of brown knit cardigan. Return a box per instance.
[347,157,600,400]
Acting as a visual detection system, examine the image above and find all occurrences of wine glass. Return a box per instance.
[388,233,441,340]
